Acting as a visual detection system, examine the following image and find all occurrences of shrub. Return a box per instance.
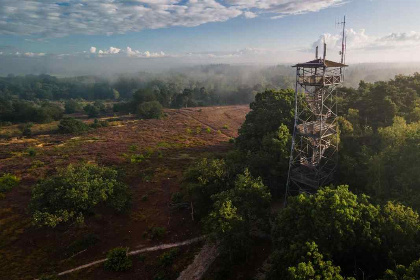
[104,247,132,272]
[84,104,100,118]
[90,118,109,128]
[64,100,82,114]
[158,248,180,266]
[137,101,163,119]
[27,147,37,157]
[30,163,131,227]
[206,127,211,133]
[58,117,89,134]
[130,154,145,163]
[0,173,20,193]
[19,122,33,137]
[171,192,183,204]
[144,226,166,240]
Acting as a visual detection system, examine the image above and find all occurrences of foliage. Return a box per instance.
[158,248,180,266]
[27,147,37,157]
[143,226,166,240]
[205,169,271,260]
[30,163,131,227]
[64,99,82,114]
[368,118,420,209]
[0,98,63,123]
[104,247,132,272]
[0,173,20,193]
[383,259,420,280]
[90,118,109,128]
[19,122,33,136]
[137,101,163,119]
[184,158,234,219]
[58,117,89,134]
[234,89,294,191]
[84,104,100,118]
[287,242,352,280]
[269,186,420,279]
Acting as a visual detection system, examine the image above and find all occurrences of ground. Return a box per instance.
[0,105,251,280]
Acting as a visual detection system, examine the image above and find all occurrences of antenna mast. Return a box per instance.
[339,16,346,64]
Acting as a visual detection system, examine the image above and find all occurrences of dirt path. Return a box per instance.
[177,243,219,280]
[49,236,205,278]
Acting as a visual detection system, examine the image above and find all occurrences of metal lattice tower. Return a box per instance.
[285,17,347,198]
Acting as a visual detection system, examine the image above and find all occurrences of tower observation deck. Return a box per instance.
[285,35,348,197]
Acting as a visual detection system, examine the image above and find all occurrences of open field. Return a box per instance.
[0,105,249,279]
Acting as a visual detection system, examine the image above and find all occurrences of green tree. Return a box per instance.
[383,259,420,280]
[64,99,82,114]
[206,170,271,260]
[137,101,163,119]
[58,117,89,134]
[270,186,420,279]
[30,163,131,227]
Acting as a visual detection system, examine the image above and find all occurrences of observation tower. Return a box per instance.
[285,17,347,197]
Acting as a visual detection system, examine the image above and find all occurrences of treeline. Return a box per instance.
[0,64,294,104]
[0,65,295,124]
[183,73,420,279]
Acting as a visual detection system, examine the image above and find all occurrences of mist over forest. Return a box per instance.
[2,62,420,104]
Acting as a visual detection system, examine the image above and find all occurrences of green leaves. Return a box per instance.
[30,163,131,227]
[269,186,420,279]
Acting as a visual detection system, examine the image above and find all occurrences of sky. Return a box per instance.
[1,0,420,75]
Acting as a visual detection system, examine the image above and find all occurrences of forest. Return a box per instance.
[0,69,419,279]
[182,72,420,279]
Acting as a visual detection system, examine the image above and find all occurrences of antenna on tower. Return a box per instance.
[337,15,346,64]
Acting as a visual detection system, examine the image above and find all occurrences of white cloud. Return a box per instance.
[244,11,257,18]
[23,52,45,57]
[91,46,166,58]
[89,46,96,54]
[312,29,420,53]
[0,0,346,37]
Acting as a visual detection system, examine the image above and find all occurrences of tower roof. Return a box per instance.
[292,58,347,68]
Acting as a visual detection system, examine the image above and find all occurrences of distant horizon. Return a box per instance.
[1,1,420,74]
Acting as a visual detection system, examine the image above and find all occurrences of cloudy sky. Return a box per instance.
[1,0,420,75]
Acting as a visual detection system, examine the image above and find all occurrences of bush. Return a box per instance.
[27,147,37,157]
[158,248,180,266]
[137,101,163,119]
[0,173,20,193]
[64,100,82,114]
[144,226,166,240]
[90,118,109,129]
[19,122,33,137]
[58,117,89,134]
[30,163,131,227]
[104,247,132,272]
[84,104,100,118]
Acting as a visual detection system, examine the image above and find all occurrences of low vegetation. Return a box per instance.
[0,173,20,193]
[30,163,131,227]
[104,247,132,272]
[58,117,90,134]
